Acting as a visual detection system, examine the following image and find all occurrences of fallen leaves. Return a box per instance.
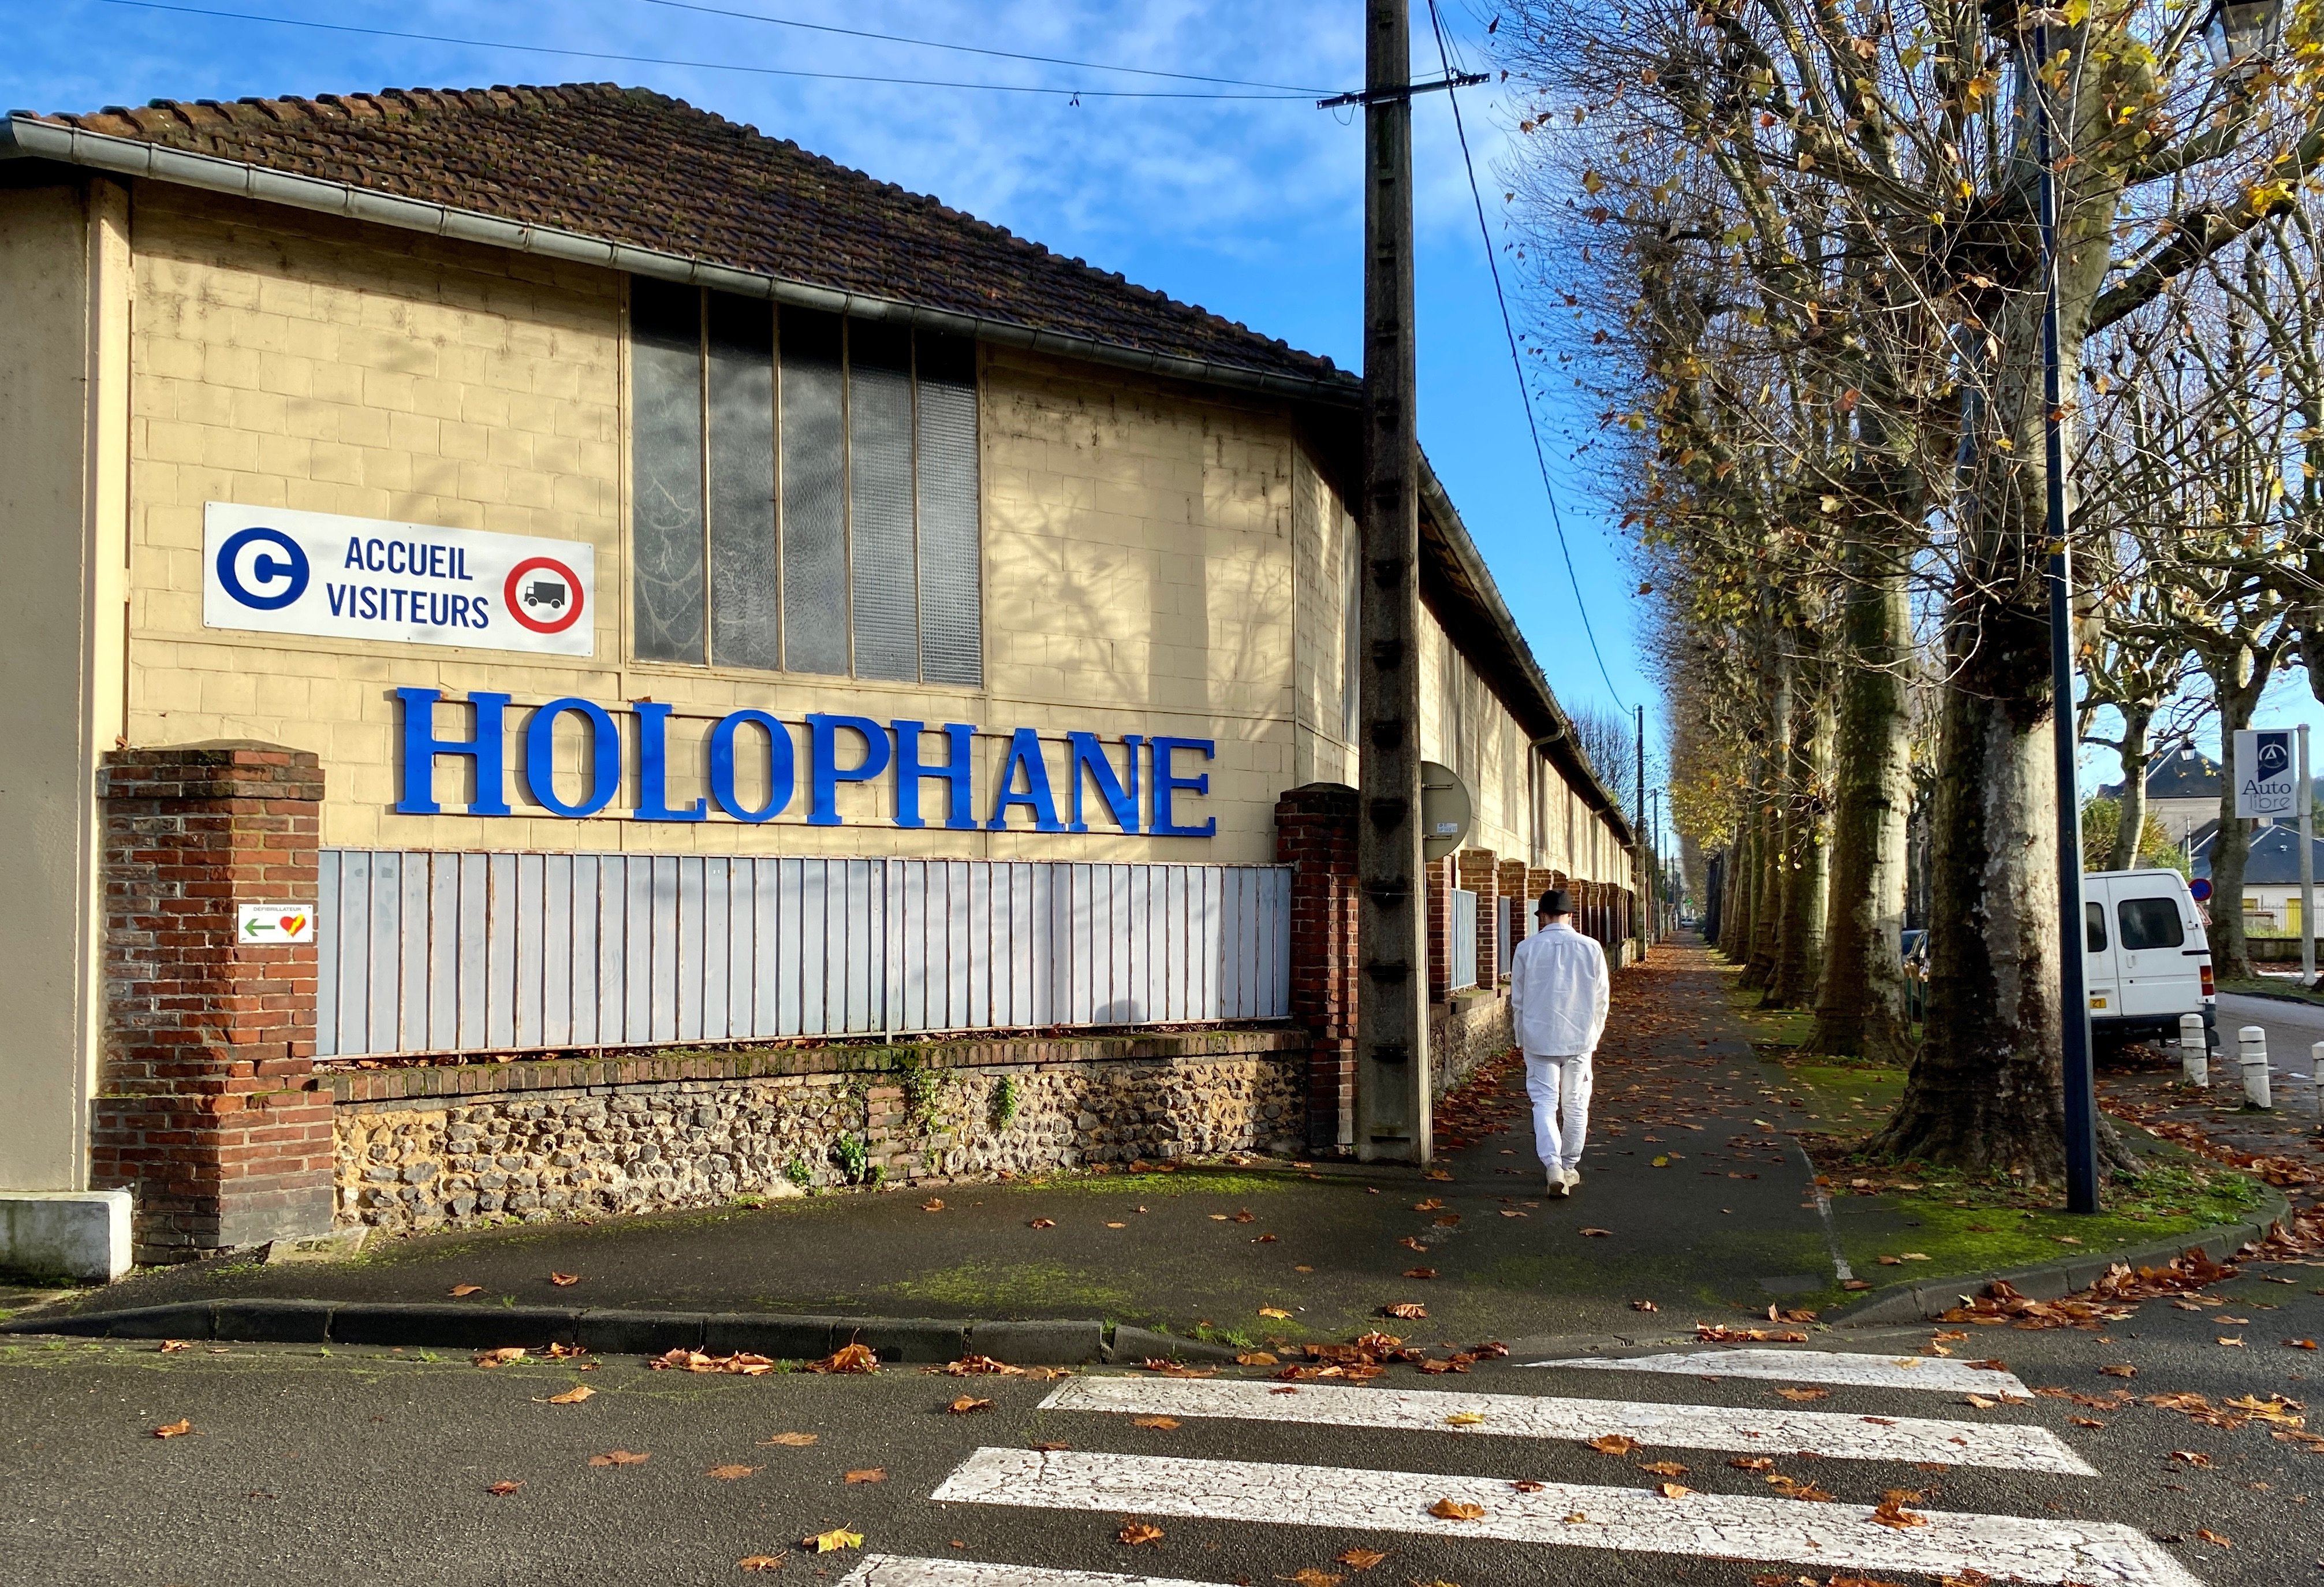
[708,1465,761,1480]
[156,1339,192,1353]
[921,1198,945,1212]
[947,1396,994,1415]
[1586,1434,1640,1456]
[486,1480,524,1496]
[1428,1498,1486,1521]
[1238,1351,1280,1367]
[2167,1450,2213,1467]
[448,1284,484,1297]
[475,1347,527,1368]
[1774,1387,1830,1402]
[1259,1307,1293,1320]
[655,1349,777,1376]
[1445,1412,1486,1428]
[1869,1497,1930,1530]
[1336,1548,1387,1570]
[2289,1339,2319,1351]
[1285,1570,1340,1587]
[590,1450,651,1467]
[1579,1227,1613,1238]
[806,1343,881,1375]
[1510,1479,1545,1493]
[739,1557,785,1572]
[1118,1522,1165,1547]
[549,1272,581,1287]
[804,1528,863,1554]
[2195,1528,2232,1549]
[1402,1269,1439,1281]
[760,1432,819,1447]
[1637,1461,1689,1477]
[1653,1482,1695,1499]
[1728,1456,1775,1471]
[153,1419,193,1439]
[545,1385,596,1405]
[1382,1302,1429,1320]
[1028,1219,1057,1230]
[2216,1336,2245,1348]
[1763,1474,1834,1502]
[941,1355,1025,1377]
[1629,1299,1658,1313]
[1962,1395,1998,1411]
[844,1468,886,1485]
[1697,1325,1807,1344]
[1131,1416,1181,1430]
[2099,1364,2137,1379]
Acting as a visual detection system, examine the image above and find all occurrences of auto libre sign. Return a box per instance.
[204,503,593,657]
[396,690,1217,837]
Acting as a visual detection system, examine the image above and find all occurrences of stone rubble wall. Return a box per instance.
[334,1042,1307,1234]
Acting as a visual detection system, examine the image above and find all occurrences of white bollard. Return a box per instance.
[2180,1014,2209,1086]
[2314,1041,2324,1122]
[2239,1025,2273,1110]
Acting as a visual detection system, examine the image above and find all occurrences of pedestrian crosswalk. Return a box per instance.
[886,1348,2202,1587]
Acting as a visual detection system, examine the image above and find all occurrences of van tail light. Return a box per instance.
[2200,963,2215,998]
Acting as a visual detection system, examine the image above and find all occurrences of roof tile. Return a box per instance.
[33,81,1342,385]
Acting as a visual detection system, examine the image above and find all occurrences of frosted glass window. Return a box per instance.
[630,279,706,664]
[849,321,919,683]
[781,309,848,677]
[628,281,980,683]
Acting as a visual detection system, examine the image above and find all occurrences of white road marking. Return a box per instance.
[934,1448,2198,1587]
[1042,1375,2090,1473]
[836,1555,1229,1587]
[1530,1347,2031,1396]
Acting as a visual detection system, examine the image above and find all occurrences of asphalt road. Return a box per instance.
[6,1268,2319,1587]
[2218,993,2324,1114]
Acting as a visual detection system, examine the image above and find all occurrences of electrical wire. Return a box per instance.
[91,0,1318,100]
[635,0,1333,95]
[1425,0,1628,711]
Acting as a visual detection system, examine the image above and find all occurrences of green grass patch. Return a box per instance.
[879,1260,1137,1314]
[1775,1063,1908,1133]
[2217,975,2324,1007]
[1008,1167,1296,1198]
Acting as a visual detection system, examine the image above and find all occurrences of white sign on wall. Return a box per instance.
[2235,727,2297,818]
[203,502,594,657]
[237,903,315,945]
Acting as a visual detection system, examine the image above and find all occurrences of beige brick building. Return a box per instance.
[0,87,1633,1260]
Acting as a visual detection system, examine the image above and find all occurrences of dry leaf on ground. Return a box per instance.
[739,1557,785,1571]
[448,1284,484,1297]
[475,1347,526,1368]
[1775,1387,1829,1402]
[1637,1461,1689,1477]
[1132,1416,1180,1430]
[942,1355,1025,1377]
[1239,1351,1280,1366]
[590,1450,651,1467]
[1028,1219,1057,1230]
[549,1272,581,1287]
[486,1480,523,1495]
[1630,1299,1658,1312]
[2100,1364,2137,1378]
[1728,1456,1774,1471]
[546,1385,595,1405]
[922,1198,945,1212]
[1285,1570,1340,1587]
[1445,1412,1486,1427]
[1259,1307,1293,1320]
[1579,1227,1613,1238]
[1383,1302,1428,1320]
[654,1349,778,1376]
[1428,1498,1486,1521]
[709,1465,760,1480]
[1403,1268,1439,1280]
[1586,1434,1640,1456]
[807,1343,880,1375]
[1654,1482,1695,1499]
[2168,1450,2213,1467]
[1870,1499,1929,1530]
[156,1339,192,1353]
[1510,1480,1545,1493]
[948,1396,994,1415]
[760,1432,819,1447]
[1336,1548,1387,1570]
[1118,1522,1165,1547]
[1963,1395,1997,1410]
[153,1419,193,1439]
[804,1528,863,1554]
[2195,1528,2232,1549]
[844,1468,886,1484]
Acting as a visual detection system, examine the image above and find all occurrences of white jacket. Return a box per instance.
[1508,921,1609,1057]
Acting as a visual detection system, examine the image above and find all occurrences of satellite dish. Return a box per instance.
[1420,760,1472,862]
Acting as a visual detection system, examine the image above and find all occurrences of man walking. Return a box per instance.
[1507,888,1609,1197]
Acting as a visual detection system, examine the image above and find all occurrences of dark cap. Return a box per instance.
[1538,888,1572,917]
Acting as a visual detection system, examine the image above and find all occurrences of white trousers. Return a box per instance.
[1524,1052,1594,1174]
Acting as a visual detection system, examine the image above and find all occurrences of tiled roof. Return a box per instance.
[27,83,1344,388]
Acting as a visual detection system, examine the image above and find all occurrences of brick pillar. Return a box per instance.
[1498,859,1532,949]
[1456,849,1500,986]
[92,743,334,1263]
[1277,784,1358,1154]
[1426,855,1453,1002]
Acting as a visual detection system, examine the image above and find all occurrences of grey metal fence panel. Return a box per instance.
[312,851,1292,1057]
[1450,886,1479,992]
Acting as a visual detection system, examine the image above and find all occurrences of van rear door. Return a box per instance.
[2083,878,2118,1018]
[2116,881,2196,1019]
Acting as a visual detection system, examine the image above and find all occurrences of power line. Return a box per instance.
[635,0,1333,95]
[1424,0,1628,712]
[91,0,1316,100]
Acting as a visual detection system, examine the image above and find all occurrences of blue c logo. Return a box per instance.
[216,527,310,610]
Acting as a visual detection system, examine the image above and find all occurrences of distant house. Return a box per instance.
[2190,819,2324,936]
[2098,748,2221,850]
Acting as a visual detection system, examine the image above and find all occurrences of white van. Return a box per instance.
[2083,868,2215,1050]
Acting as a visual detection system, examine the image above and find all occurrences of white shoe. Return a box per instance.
[1562,1167,1582,1192]
[1547,1169,1571,1198]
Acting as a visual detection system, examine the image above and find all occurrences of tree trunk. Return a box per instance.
[1722,818,1755,960]
[2206,651,2266,981]
[1805,549,1915,1060]
[2106,701,2157,871]
[1769,654,1831,1008]
[1744,649,1793,989]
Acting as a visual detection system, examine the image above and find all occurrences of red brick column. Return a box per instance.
[91,743,334,1263]
[1276,784,1358,1155]
[1425,855,1453,1001]
[1456,849,1500,986]
[1498,859,1532,950]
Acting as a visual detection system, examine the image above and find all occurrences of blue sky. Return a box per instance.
[4,0,1658,755]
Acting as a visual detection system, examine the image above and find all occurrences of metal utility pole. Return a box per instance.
[1352,0,1430,1163]
[2032,19,2099,1215]
[2301,724,2315,987]
[1636,705,1649,955]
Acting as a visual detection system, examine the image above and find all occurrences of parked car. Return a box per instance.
[2083,868,2215,1052]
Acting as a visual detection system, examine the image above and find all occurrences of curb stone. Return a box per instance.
[0,1302,1210,1366]
[1831,1186,2293,1326]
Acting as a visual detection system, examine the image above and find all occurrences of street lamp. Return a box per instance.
[2208,0,2285,72]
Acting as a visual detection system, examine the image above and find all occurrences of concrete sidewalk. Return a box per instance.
[13,942,1845,1350]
